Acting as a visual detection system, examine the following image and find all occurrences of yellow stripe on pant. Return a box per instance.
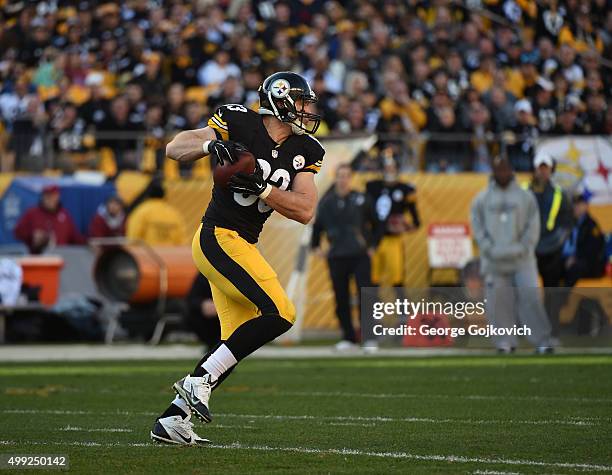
[191,224,295,340]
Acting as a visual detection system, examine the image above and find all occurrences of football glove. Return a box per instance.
[228,162,272,198]
[207,140,249,166]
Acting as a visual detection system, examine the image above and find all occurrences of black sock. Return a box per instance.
[224,314,292,361]
[159,402,188,420]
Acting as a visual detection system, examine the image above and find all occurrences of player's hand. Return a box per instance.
[229,162,270,197]
[208,140,249,166]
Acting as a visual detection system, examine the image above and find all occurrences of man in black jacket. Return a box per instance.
[526,152,573,338]
[311,164,382,350]
[562,193,606,287]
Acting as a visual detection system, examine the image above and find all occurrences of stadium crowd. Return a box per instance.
[0,0,610,174]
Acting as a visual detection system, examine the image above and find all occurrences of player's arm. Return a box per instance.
[166,126,245,165]
[166,126,216,163]
[263,172,317,225]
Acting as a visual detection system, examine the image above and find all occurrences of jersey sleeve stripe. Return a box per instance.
[207,118,229,140]
[305,164,321,172]
[213,113,228,127]
[210,116,228,130]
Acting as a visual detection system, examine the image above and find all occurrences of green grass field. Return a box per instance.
[1,355,611,474]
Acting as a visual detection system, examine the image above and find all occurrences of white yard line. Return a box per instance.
[216,413,601,427]
[60,426,133,433]
[473,470,520,475]
[0,440,610,472]
[281,390,612,404]
[3,409,606,427]
[328,422,376,427]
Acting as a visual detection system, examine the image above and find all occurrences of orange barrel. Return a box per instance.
[18,256,64,305]
[93,245,198,303]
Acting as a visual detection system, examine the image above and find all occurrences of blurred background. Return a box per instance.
[0,0,610,349]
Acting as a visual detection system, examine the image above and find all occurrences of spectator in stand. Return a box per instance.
[531,78,558,134]
[79,72,109,130]
[14,184,85,254]
[207,75,245,112]
[425,105,468,172]
[378,77,426,134]
[505,99,539,172]
[484,86,515,133]
[557,44,584,94]
[197,49,240,88]
[466,100,495,172]
[140,103,164,172]
[49,102,92,172]
[126,180,187,246]
[583,93,607,135]
[88,196,126,239]
[165,83,187,132]
[135,52,167,103]
[553,99,585,135]
[97,95,143,171]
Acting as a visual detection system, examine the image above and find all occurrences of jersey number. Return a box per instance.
[233,159,290,212]
[224,104,248,113]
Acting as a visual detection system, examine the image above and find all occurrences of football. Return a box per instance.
[213,149,256,188]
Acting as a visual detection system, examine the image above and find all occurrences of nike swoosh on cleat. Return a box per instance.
[171,428,192,444]
[190,385,200,404]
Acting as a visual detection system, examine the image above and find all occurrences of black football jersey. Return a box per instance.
[204,104,325,243]
[365,180,420,233]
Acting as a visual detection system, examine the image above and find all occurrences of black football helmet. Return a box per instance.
[258,71,321,135]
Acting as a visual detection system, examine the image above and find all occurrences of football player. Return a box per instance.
[150,71,324,445]
[365,153,420,290]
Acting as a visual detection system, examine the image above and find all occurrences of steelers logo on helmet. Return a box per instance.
[271,79,291,98]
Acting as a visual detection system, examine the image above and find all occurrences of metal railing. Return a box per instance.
[0,129,603,175]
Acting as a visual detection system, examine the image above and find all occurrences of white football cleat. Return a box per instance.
[173,375,213,423]
[150,414,210,445]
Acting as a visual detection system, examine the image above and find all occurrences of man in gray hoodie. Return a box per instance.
[471,157,553,353]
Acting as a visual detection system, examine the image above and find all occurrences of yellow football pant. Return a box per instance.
[371,235,405,286]
[191,224,295,340]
